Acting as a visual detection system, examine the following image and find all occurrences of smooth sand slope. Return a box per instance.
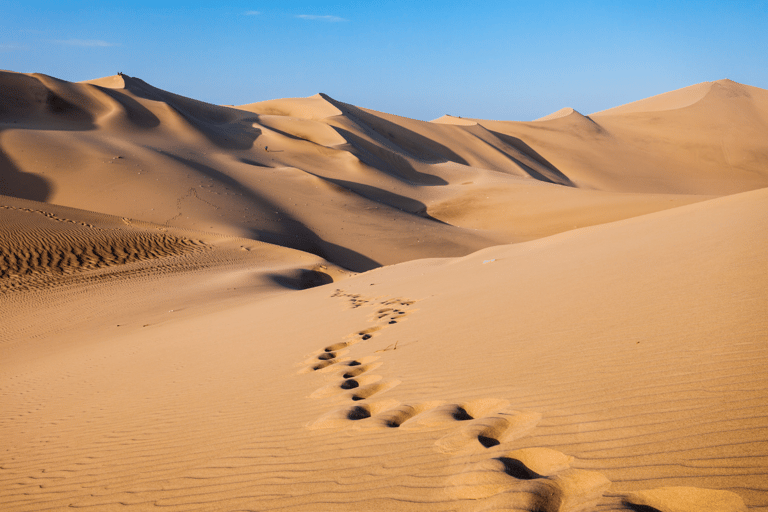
[1,72,767,511]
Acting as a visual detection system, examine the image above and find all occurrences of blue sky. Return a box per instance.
[2,1,767,121]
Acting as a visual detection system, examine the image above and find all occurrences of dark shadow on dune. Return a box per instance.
[485,130,574,186]
[0,147,53,201]
[0,72,97,131]
[623,504,662,512]
[332,127,447,186]
[497,457,540,480]
[268,269,334,290]
[156,151,381,272]
[319,176,450,225]
[96,87,160,129]
[321,94,470,166]
[239,157,271,168]
[468,132,574,186]
[118,75,261,150]
[253,228,381,272]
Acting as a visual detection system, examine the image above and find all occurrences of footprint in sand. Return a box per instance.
[372,306,413,325]
[434,408,542,454]
[447,445,610,512]
[331,289,371,309]
[377,401,446,428]
[308,399,400,429]
[303,294,747,511]
[299,347,353,373]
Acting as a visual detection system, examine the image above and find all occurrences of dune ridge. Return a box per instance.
[1,71,766,511]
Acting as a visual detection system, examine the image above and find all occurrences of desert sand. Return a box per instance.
[1,72,767,511]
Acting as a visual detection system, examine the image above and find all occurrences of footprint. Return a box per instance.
[531,469,611,512]
[345,356,380,368]
[340,379,360,389]
[623,487,747,512]
[310,360,337,371]
[353,326,382,341]
[435,410,542,454]
[309,399,400,430]
[377,401,444,428]
[341,362,381,378]
[452,406,474,421]
[498,447,574,479]
[310,374,382,399]
[446,458,607,510]
[324,341,353,352]
[347,405,372,420]
[394,404,471,429]
[299,348,352,373]
[349,380,400,401]
[396,400,507,429]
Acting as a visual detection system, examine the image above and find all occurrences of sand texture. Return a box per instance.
[1,72,767,511]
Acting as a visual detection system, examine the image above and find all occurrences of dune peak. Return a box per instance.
[430,114,478,126]
[534,107,578,122]
[80,74,126,89]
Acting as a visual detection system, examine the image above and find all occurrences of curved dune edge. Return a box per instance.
[534,106,577,121]
[238,93,343,119]
[429,114,479,125]
[590,79,718,116]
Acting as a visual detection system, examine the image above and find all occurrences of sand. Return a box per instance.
[1,72,766,511]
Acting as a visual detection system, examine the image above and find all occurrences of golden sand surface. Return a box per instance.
[1,71,766,511]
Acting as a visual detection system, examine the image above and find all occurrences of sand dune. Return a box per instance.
[1,71,767,511]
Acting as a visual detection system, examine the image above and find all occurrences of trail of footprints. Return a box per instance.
[300,289,748,512]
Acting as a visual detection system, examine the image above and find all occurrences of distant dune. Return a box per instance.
[1,72,766,512]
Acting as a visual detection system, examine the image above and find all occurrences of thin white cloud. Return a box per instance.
[54,39,116,47]
[296,14,348,22]
[244,11,260,16]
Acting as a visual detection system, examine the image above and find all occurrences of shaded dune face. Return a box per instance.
[2,72,767,273]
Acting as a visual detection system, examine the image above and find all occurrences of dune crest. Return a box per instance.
[589,79,744,116]
[534,106,578,121]
[238,92,343,119]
